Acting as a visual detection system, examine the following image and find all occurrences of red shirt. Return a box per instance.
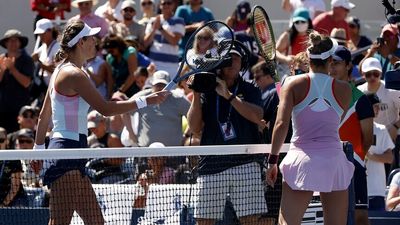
[31,0,71,20]
[312,11,350,40]
[291,34,309,56]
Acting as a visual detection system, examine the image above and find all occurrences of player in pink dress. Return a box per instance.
[266,31,354,225]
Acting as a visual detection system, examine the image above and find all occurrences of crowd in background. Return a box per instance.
[0,0,400,217]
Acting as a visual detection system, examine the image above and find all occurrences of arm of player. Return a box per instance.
[187,92,204,135]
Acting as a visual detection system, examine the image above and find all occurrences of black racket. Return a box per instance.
[250,5,280,81]
[164,21,234,91]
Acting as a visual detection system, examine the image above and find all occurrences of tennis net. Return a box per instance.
[0,144,291,225]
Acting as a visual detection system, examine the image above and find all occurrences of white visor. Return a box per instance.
[67,23,101,47]
[308,38,339,60]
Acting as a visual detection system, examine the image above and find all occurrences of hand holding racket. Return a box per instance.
[163,21,234,91]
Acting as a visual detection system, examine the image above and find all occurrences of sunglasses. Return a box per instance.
[18,139,33,144]
[22,112,36,119]
[197,36,211,41]
[161,1,173,6]
[0,138,5,143]
[294,20,307,24]
[365,71,381,78]
[123,8,135,13]
[78,2,91,6]
[141,1,153,6]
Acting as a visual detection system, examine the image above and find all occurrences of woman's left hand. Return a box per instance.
[266,164,278,188]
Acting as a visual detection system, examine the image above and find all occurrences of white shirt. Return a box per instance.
[358,80,400,126]
[35,40,60,85]
[289,0,326,19]
[95,0,123,22]
[366,122,395,197]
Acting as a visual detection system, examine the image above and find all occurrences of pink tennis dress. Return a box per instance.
[279,73,354,192]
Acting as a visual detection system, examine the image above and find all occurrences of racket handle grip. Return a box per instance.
[164,81,177,91]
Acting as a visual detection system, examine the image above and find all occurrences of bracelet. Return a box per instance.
[135,96,147,109]
[33,143,45,150]
[394,123,399,130]
[228,94,236,103]
[267,154,279,164]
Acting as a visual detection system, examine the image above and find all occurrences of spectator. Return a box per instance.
[30,0,71,30]
[346,16,372,65]
[123,70,190,147]
[0,127,6,149]
[364,93,394,211]
[290,51,310,75]
[0,129,28,207]
[94,0,123,23]
[330,27,347,47]
[133,173,149,208]
[175,0,214,57]
[103,34,138,97]
[14,128,41,188]
[187,45,266,225]
[146,142,176,184]
[281,0,326,19]
[313,0,355,39]
[361,24,399,79]
[386,171,400,211]
[32,18,60,86]
[110,0,145,49]
[277,7,312,58]
[330,46,374,225]
[138,0,156,27]
[85,37,114,99]
[69,0,109,38]
[143,0,185,77]
[225,0,251,33]
[0,29,34,133]
[7,106,38,150]
[87,110,123,148]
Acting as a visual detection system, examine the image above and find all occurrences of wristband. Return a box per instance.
[394,123,399,130]
[135,96,147,109]
[228,94,236,103]
[33,143,45,150]
[267,154,279,164]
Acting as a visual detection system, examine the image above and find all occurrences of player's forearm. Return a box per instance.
[187,93,203,134]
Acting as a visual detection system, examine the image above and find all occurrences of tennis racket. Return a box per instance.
[163,21,234,91]
[250,5,279,81]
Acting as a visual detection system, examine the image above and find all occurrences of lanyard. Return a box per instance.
[216,83,239,123]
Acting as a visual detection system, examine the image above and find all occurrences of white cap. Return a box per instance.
[149,142,165,148]
[121,0,136,10]
[87,110,105,129]
[71,0,98,8]
[34,19,54,34]
[151,70,170,85]
[331,0,355,10]
[361,58,382,73]
[67,23,101,47]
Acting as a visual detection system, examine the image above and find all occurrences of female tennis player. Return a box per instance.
[266,31,354,225]
[33,20,168,225]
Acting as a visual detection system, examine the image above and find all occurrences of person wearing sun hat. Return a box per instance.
[31,20,168,225]
[277,7,312,58]
[0,29,34,133]
[69,0,109,38]
[313,0,355,39]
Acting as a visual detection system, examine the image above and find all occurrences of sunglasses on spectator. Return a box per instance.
[0,138,5,143]
[78,2,91,6]
[18,139,33,144]
[123,8,135,13]
[141,1,153,6]
[197,36,212,41]
[161,1,173,6]
[365,71,381,78]
[294,20,307,24]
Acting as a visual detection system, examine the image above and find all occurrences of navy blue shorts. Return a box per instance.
[43,134,88,186]
[353,160,368,209]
